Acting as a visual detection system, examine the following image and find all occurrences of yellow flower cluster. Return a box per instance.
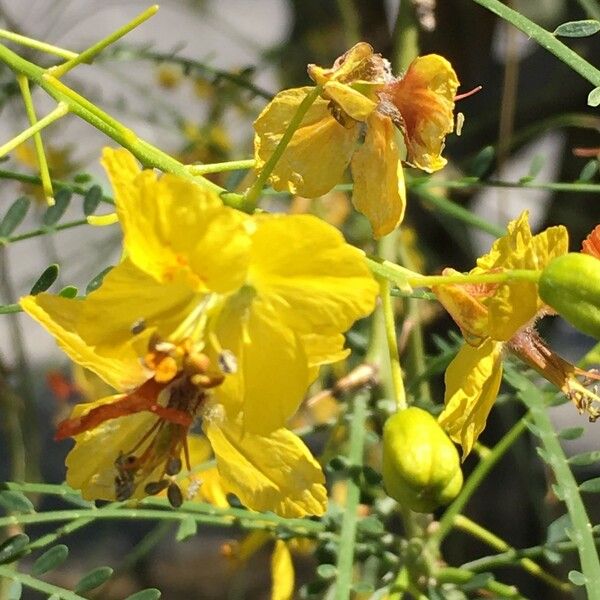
[254,43,459,238]
[434,212,569,457]
[21,148,378,517]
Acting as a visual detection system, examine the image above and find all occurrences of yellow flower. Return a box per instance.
[433,211,568,457]
[20,148,377,516]
[271,540,294,600]
[254,43,459,238]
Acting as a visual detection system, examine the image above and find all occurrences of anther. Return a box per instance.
[167,483,184,508]
[166,456,182,476]
[144,479,170,496]
[131,318,146,335]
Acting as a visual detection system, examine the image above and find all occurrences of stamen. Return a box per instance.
[454,85,482,102]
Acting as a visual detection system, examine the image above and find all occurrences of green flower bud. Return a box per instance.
[539,253,600,339]
[382,407,462,513]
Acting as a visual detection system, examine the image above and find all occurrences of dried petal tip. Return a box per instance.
[380,54,459,172]
[582,224,600,260]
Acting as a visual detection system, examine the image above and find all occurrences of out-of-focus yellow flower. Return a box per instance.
[14,142,77,203]
[20,148,377,517]
[433,211,568,457]
[271,540,294,600]
[254,43,459,238]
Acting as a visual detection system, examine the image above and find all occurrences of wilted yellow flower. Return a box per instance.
[21,148,377,516]
[433,211,568,456]
[254,43,459,238]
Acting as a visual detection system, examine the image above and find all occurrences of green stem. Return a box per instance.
[413,187,506,237]
[0,43,239,204]
[48,5,158,78]
[0,30,77,59]
[0,502,326,538]
[106,47,273,100]
[506,368,600,599]
[16,75,54,205]
[432,416,529,544]
[0,566,87,600]
[407,269,540,288]
[411,177,600,195]
[471,0,600,87]
[244,85,323,208]
[393,0,419,71]
[0,102,68,158]
[186,159,255,175]
[0,169,114,204]
[334,389,370,600]
[435,567,523,598]
[378,277,406,410]
[397,235,431,404]
[336,0,361,46]
[366,257,540,290]
[453,515,570,592]
[463,537,600,571]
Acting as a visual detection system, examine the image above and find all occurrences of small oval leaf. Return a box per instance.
[558,427,584,440]
[579,477,600,493]
[554,19,600,37]
[32,544,69,575]
[578,160,598,183]
[83,185,103,216]
[0,534,30,564]
[43,188,71,226]
[0,490,35,514]
[469,146,495,178]
[568,570,587,586]
[124,589,162,600]
[0,197,30,238]
[86,266,113,295]
[58,285,78,298]
[74,566,113,594]
[589,87,600,108]
[30,264,59,295]
[569,450,600,466]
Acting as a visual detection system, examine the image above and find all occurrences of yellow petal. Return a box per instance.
[20,294,145,390]
[102,148,250,293]
[351,112,406,238]
[204,414,327,517]
[249,213,378,336]
[64,396,159,500]
[271,541,294,600]
[308,42,377,85]
[438,339,503,458]
[476,211,569,340]
[253,87,359,197]
[323,81,377,122]
[214,295,311,434]
[385,54,458,172]
[432,268,490,345]
[77,259,201,353]
[301,332,349,367]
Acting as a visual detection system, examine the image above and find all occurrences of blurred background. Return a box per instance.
[0,0,599,598]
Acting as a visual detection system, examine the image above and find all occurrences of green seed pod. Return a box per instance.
[382,407,463,513]
[538,253,600,339]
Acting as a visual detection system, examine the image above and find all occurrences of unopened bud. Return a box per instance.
[539,253,600,339]
[382,407,463,513]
